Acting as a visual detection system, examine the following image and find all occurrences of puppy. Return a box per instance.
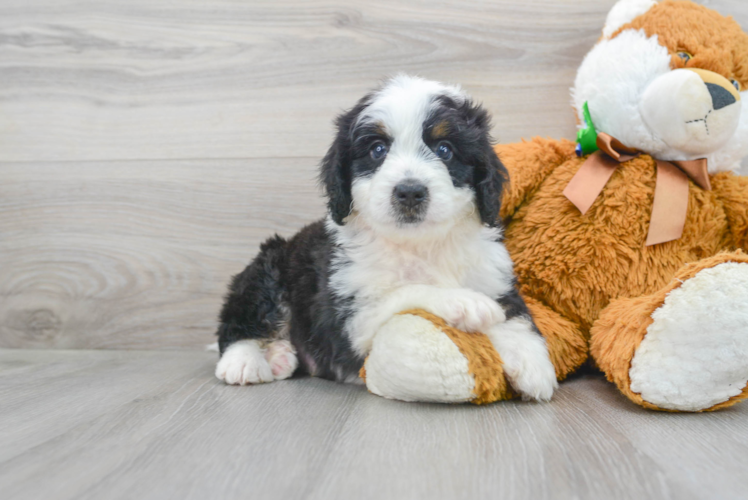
[215,75,557,401]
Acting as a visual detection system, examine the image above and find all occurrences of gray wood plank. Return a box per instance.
[566,384,748,500]
[1,349,746,500]
[0,158,325,349]
[0,349,215,463]
[0,0,745,163]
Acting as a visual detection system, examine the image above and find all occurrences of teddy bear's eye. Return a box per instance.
[676,51,692,63]
[731,79,741,91]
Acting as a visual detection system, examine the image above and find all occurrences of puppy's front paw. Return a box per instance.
[487,318,558,401]
[440,289,506,333]
[216,340,274,385]
[503,353,557,402]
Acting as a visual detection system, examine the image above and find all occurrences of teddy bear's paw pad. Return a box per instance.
[215,340,275,385]
[264,340,298,380]
[630,262,748,411]
[366,314,476,403]
[487,318,558,402]
[440,289,506,333]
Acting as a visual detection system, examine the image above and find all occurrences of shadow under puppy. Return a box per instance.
[215,75,557,401]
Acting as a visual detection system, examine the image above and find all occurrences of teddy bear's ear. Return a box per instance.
[602,0,657,39]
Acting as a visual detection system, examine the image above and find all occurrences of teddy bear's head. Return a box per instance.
[572,0,748,172]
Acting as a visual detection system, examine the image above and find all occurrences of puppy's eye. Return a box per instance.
[435,142,453,161]
[731,79,741,91]
[677,51,692,63]
[370,142,388,160]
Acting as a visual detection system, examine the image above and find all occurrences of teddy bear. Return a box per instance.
[361,0,748,411]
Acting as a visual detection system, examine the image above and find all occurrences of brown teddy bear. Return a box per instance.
[497,0,748,411]
[362,0,748,411]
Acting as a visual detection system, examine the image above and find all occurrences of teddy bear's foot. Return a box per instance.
[362,310,514,404]
[629,261,748,411]
[591,252,748,411]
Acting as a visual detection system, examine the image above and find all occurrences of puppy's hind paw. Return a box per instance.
[264,340,298,380]
[216,340,274,385]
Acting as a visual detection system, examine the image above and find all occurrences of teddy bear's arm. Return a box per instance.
[712,173,748,250]
[495,137,576,219]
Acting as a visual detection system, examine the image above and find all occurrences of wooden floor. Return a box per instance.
[1,348,747,500]
[2,1,748,499]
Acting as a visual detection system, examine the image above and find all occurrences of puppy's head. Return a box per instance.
[320,75,506,239]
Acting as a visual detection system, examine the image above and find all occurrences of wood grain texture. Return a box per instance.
[0,0,588,162]
[0,0,745,163]
[1,348,747,500]
[0,158,325,349]
[1,0,747,349]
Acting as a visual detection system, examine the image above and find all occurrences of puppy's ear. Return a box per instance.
[320,131,352,225]
[462,102,507,227]
[319,96,370,225]
[475,147,508,227]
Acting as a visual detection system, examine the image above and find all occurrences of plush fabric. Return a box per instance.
[497,0,748,411]
[614,1,748,85]
[590,253,748,411]
[361,310,514,404]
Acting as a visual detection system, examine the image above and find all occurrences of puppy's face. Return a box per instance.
[321,75,506,239]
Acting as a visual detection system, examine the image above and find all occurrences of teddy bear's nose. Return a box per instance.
[706,83,737,110]
[685,68,741,110]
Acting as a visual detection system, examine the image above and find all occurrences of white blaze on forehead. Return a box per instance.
[358,75,466,141]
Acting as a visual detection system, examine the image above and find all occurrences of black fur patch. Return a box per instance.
[282,221,364,380]
[496,279,532,322]
[319,93,382,225]
[422,97,508,226]
[350,123,392,178]
[216,221,364,381]
[217,235,288,354]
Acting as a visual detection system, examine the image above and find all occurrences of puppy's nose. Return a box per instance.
[393,180,429,208]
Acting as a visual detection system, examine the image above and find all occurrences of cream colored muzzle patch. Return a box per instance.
[362,311,513,404]
[363,313,476,403]
[640,68,742,156]
[686,68,741,103]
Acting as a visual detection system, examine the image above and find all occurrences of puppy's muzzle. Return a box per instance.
[392,179,429,222]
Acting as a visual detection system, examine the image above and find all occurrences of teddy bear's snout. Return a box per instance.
[691,67,741,112]
[639,68,742,156]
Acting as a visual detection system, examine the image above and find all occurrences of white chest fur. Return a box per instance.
[327,216,515,303]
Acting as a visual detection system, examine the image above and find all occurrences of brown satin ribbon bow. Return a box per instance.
[562,132,711,246]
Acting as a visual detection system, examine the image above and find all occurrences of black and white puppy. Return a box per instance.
[215,75,557,401]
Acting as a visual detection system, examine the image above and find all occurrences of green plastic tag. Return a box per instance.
[576,102,599,157]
